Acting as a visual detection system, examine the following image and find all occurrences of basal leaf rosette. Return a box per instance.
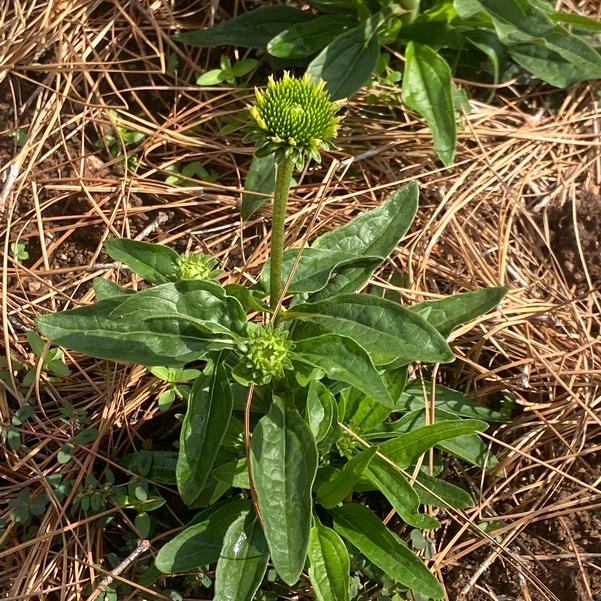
[248,72,343,166]
[233,323,294,386]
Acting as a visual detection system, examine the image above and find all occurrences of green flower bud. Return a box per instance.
[175,253,221,281]
[247,72,343,166]
[233,324,294,386]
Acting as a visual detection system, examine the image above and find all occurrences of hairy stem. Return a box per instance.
[269,156,294,312]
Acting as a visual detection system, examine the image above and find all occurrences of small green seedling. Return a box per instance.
[10,241,29,262]
[164,161,219,186]
[100,110,145,172]
[196,55,258,86]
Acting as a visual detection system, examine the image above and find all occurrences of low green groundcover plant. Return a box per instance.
[176,0,601,167]
[38,74,508,600]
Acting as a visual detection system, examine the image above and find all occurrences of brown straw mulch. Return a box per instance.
[1,1,600,600]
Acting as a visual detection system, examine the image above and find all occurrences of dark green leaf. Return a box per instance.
[213,458,250,489]
[288,293,454,366]
[344,390,391,433]
[103,239,179,284]
[459,0,601,84]
[251,397,318,585]
[549,11,601,32]
[177,361,233,506]
[260,247,380,295]
[241,154,276,220]
[332,503,443,598]
[224,284,270,313]
[307,380,337,443]
[268,15,354,59]
[135,512,152,537]
[75,428,98,444]
[175,6,314,49]
[108,280,246,337]
[155,498,250,573]
[508,43,596,87]
[317,447,377,508]
[410,287,507,337]
[462,30,508,85]
[308,519,351,601]
[121,450,178,484]
[93,278,135,301]
[402,42,456,166]
[366,455,440,529]
[214,509,269,601]
[397,21,465,49]
[344,368,406,431]
[414,472,474,509]
[309,182,419,298]
[306,14,383,99]
[36,286,239,366]
[396,380,507,422]
[378,419,488,468]
[293,334,392,407]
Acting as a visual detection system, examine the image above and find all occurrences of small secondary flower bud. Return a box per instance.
[175,253,221,281]
[234,324,294,386]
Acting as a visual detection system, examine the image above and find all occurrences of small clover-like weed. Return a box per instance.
[196,54,258,86]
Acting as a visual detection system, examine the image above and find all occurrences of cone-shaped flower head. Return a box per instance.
[248,72,342,166]
[175,253,221,281]
[233,323,294,386]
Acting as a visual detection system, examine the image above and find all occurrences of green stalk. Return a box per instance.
[270,156,294,312]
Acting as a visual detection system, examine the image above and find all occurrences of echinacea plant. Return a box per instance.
[37,74,508,600]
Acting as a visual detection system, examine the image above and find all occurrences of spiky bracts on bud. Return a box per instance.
[233,324,294,386]
[175,253,221,281]
[247,72,342,166]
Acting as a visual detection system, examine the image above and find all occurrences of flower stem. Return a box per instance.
[270,156,294,312]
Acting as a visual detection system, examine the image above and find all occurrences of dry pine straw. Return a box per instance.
[0,1,600,600]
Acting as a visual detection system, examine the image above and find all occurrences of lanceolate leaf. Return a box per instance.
[309,182,419,298]
[241,154,276,220]
[402,42,456,166]
[307,380,337,443]
[366,457,440,529]
[307,13,383,99]
[293,334,393,407]
[414,472,474,509]
[214,510,269,601]
[174,6,314,49]
[345,368,407,432]
[268,15,354,59]
[251,397,318,585]
[36,296,233,366]
[260,247,381,295]
[288,293,454,365]
[155,498,250,573]
[317,447,377,509]
[508,44,596,87]
[108,280,247,337]
[213,457,250,489]
[104,239,179,284]
[177,361,233,506]
[93,278,134,300]
[410,286,507,337]
[308,519,351,601]
[331,503,444,598]
[456,0,601,85]
[396,380,507,422]
[378,419,488,468]
[313,182,418,257]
